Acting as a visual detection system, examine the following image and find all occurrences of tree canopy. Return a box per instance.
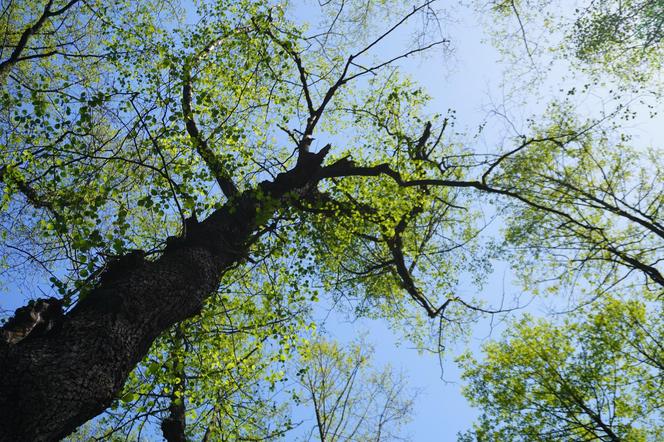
[0,0,662,440]
[459,297,663,441]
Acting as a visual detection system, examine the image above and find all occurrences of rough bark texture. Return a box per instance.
[0,151,328,441]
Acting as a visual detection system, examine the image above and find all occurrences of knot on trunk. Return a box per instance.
[99,250,147,286]
[1,297,64,345]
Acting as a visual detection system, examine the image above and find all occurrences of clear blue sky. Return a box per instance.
[287,1,664,440]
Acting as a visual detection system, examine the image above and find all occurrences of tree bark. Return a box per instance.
[161,327,187,442]
[0,196,253,441]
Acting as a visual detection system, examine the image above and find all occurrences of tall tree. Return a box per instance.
[0,1,467,439]
[0,0,661,440]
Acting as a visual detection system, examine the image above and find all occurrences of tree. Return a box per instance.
[571,0,664,71]
[0,0,467,439]
[492,107,664,299]
[294,339,415,442]
[487,0,664,82]
[458,297,663,441]
[0,0,661,440]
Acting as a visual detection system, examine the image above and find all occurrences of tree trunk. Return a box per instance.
[0,194,258,441]
[161,327,187,442]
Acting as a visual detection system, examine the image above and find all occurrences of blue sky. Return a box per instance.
[287,1,664,440]
[285,4,517,440]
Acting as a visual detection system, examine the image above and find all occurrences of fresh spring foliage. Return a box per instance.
[0,0,662,440]
[458,297,663,441]
[485,0,664,85]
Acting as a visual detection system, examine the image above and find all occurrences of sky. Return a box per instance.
[282,2,522,440]
[286,0,664,440]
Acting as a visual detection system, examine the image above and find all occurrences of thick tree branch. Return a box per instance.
[383,206,500,318]
[0,0,81,78]
[542,173,664,240]
[317,160,597,231]
[181,67,239,199]
[604,245,664,289]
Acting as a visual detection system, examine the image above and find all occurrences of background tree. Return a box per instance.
[489,107,663,300]
[458,2,663,440]
[458,296,663,441]
[486,0,664,83]
[294,339,415,442]
[571,0,664,74]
